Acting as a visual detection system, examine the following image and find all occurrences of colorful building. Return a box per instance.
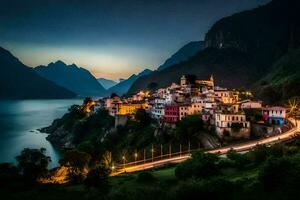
[151,98,166,120]
[262,107,286,126]
[179,103,202,120]
[240,100,262,109]
[163,104,180,123]
[117,103,146,115]
[215,112,250,139]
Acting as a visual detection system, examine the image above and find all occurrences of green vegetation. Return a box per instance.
[256,48,300,104]
[174,115,204,143]
[175,152,219,180]
[16,148,51,184]
[3,140,300,199]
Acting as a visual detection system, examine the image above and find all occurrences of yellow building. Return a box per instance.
[117,103,146,115]
[195,75,214,88]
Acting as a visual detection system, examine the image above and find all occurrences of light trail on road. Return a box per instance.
[112,119,300,176]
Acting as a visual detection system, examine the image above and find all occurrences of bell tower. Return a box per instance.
[180,75,187,87]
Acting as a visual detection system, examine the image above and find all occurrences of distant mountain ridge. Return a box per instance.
[158,41,204,71]
[127,0,300,102]
[0,47,76,99]
[108,69,152,96]
[97,78,117,89]
[35,61,107,97]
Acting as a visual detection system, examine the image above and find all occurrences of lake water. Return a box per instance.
[0,99,82,168]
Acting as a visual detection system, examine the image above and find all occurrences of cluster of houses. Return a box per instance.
[94,75,287,140]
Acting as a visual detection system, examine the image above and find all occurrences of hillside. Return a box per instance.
[128,0,300,98]
[0,47,76,99]
[157,41,204,71]
[108,69,152,96]
[256,48,300,104]
[35,61,107,97]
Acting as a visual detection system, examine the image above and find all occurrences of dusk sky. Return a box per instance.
[0,0,270,80]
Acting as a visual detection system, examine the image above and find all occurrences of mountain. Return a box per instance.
[35,61,107,97]
[0,47,76,99]
[108,69,152,96]
[256,48,300,104]
[157,41,204,71]
[127,0,300,99]
[97,78,117,89]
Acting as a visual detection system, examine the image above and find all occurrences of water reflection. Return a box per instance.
[0,99,82,168]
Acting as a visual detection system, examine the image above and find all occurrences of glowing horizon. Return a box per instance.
[0,0,270,80]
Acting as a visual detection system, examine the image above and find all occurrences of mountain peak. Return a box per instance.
[0,46,19,63]
[138,69,152,76]
[0,47,76,99]
[54,60,67,66]
[34,60,107,97]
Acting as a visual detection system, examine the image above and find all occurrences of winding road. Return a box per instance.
[112,119,300,175]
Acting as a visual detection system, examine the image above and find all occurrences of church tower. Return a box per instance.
[210,74,214,90]
[180,75,187,87]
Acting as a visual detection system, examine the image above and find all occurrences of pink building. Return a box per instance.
[163,105,180,123]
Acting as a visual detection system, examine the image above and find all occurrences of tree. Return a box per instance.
[16,148,51,184]
[175,115,203,143]
[175,152,219,180]
[84,164,111,192]
[0,163,21,185]
[135,108,151,126]
[59,150,91,183]
[82,97,95,113]
[286,96,300,118]
[227,151,249,169]
[137,171,156,183]
[248,145,269,165]
[102,151,112,169]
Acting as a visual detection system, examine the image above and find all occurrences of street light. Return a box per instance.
[134,152,138,165]
[111,163,115,171]
[180,144,182,157]
[151,145,154,162]
[122,156,126,170]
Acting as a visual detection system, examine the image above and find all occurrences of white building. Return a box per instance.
[151,98,166,120]
[215,112,250,139]
[240,100,262,109]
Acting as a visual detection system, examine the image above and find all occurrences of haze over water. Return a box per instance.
[0,99,82,168]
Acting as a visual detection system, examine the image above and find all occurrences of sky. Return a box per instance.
[0,0,270,80]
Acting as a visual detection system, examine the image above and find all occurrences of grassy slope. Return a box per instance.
[255,48,300,103]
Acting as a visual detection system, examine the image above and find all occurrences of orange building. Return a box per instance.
[117,103,146,115]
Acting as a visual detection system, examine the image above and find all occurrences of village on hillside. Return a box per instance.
[89,74,290,143]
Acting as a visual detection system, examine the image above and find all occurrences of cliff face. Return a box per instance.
[127,0,300,98]
[204,0,298,70]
